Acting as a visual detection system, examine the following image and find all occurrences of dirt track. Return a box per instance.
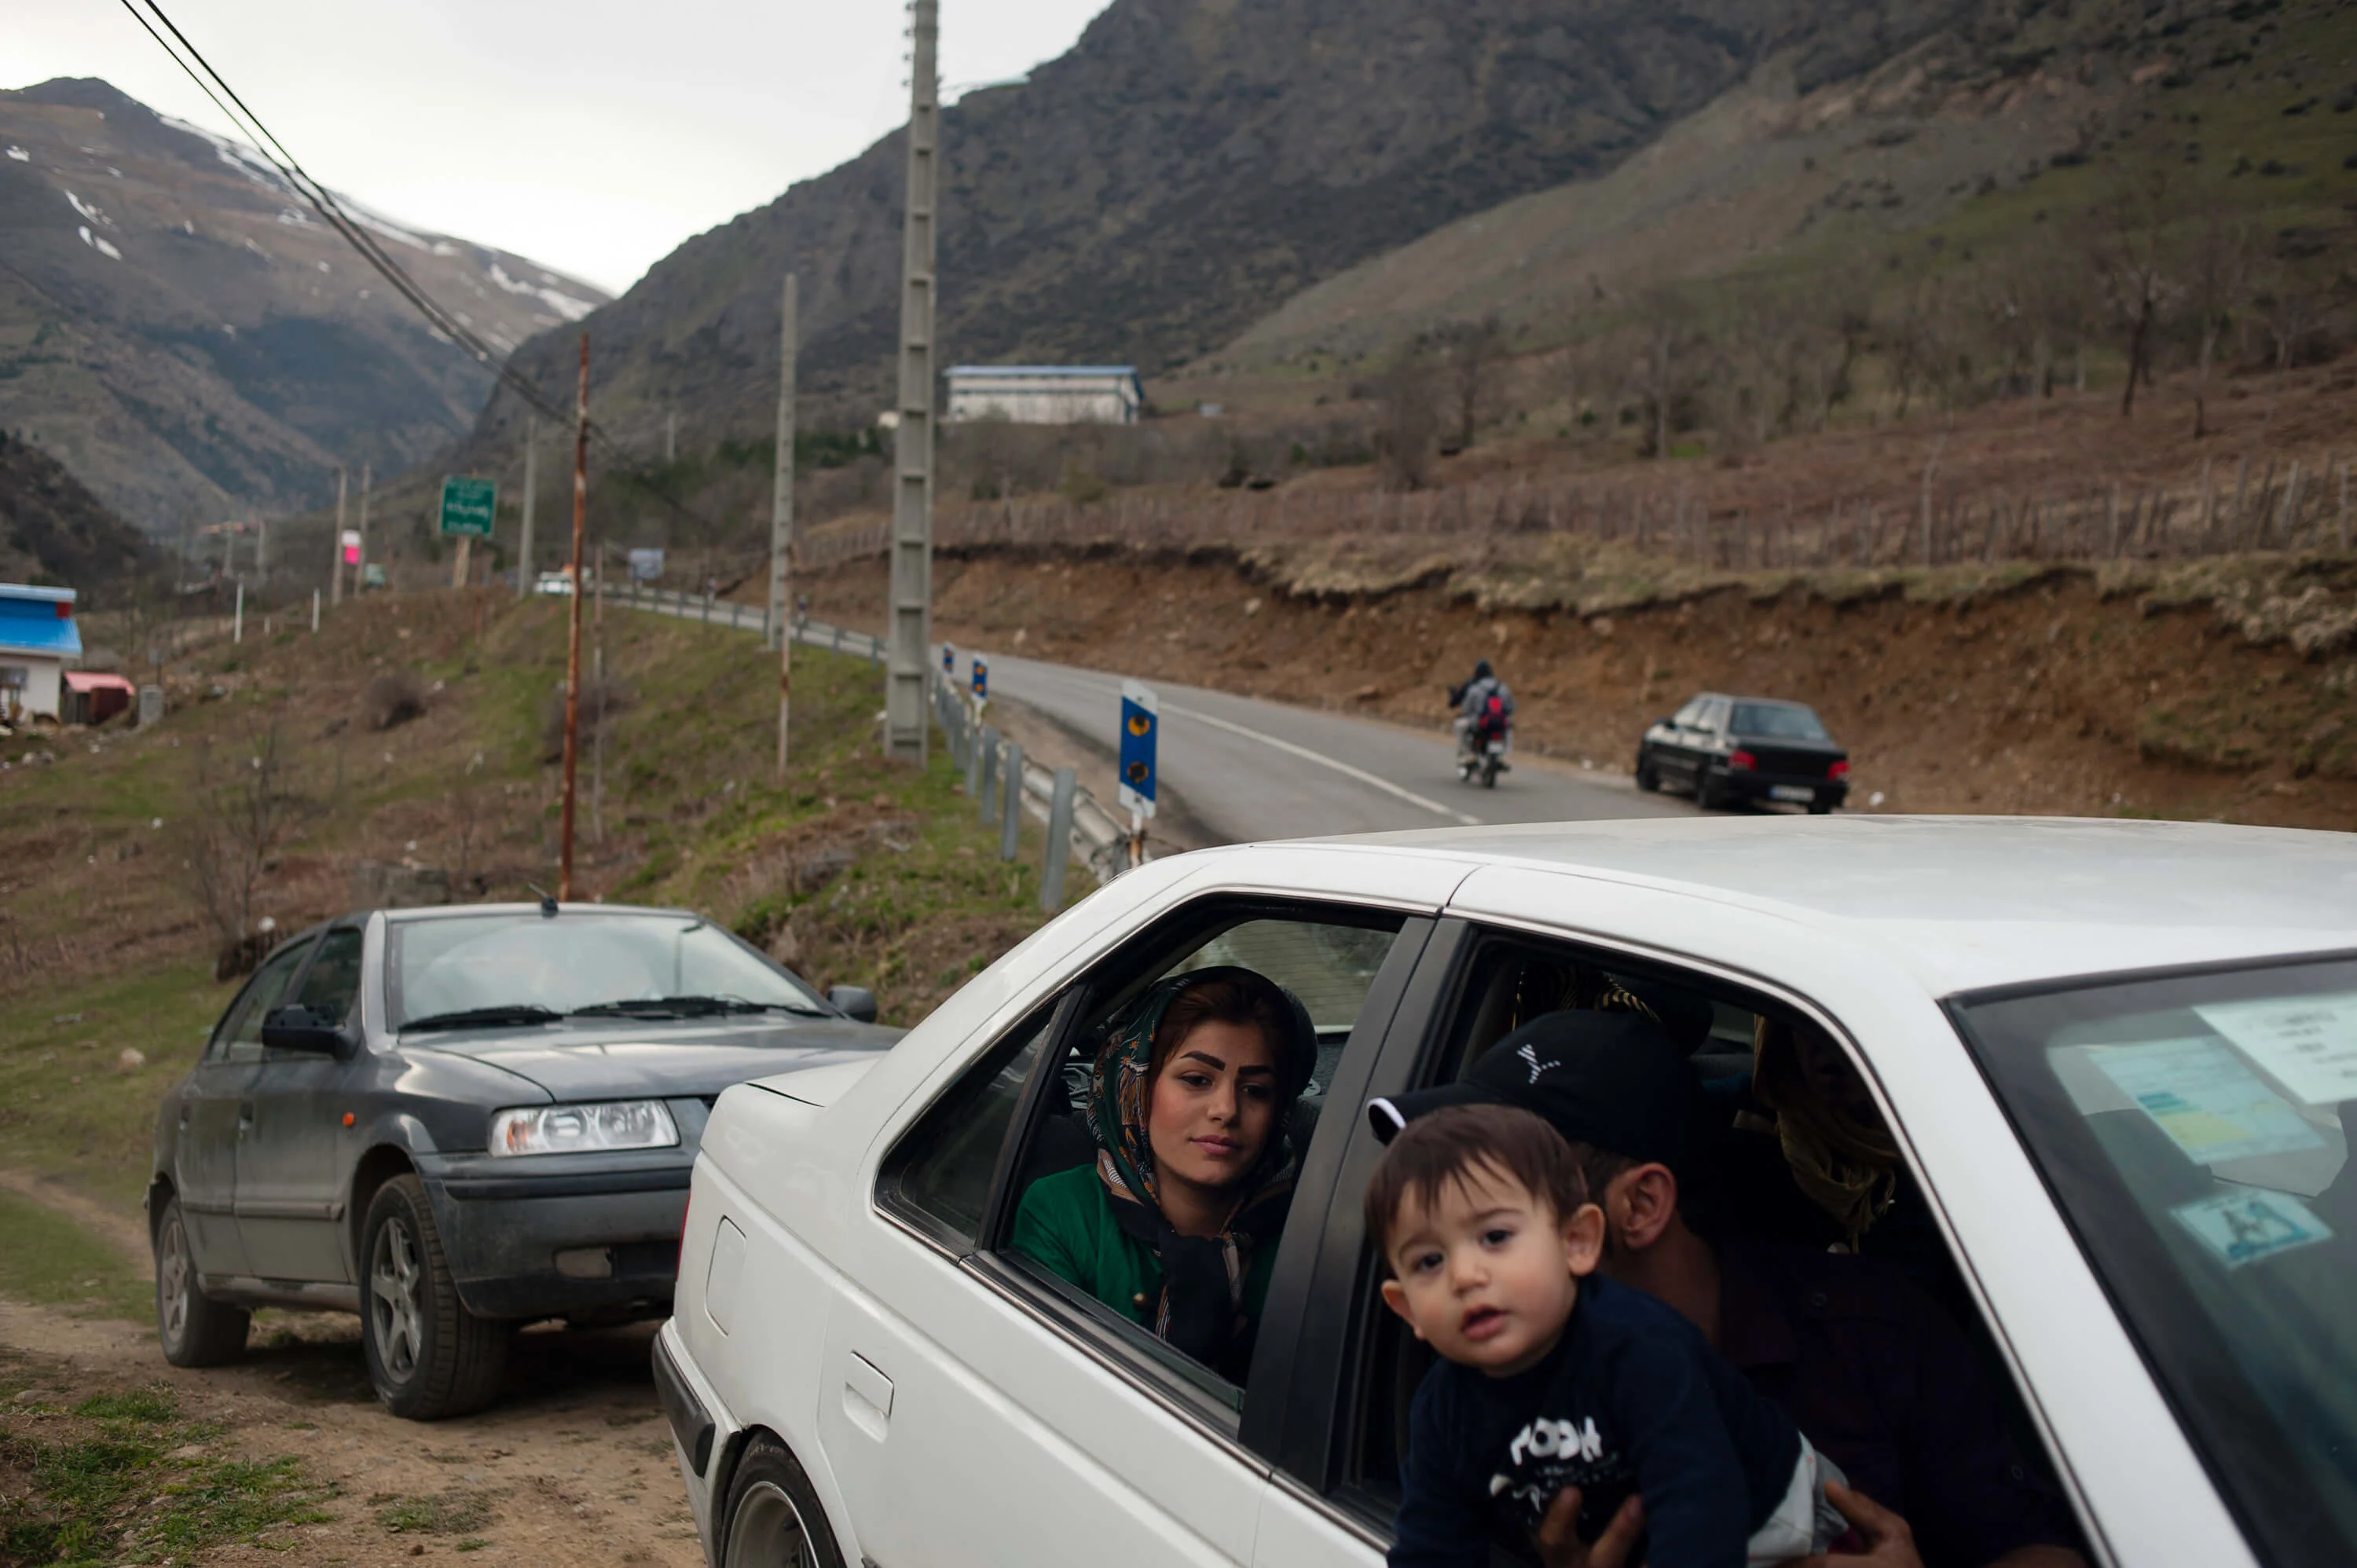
[0,1193,695,1568]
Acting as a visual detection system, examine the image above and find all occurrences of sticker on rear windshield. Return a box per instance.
[2194,995,2357,1108]
[2171,1188,2333,1269]
[2090,1039,2326,1167]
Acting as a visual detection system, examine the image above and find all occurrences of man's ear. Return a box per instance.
[1605,1163,1681,1251]
[1378,1278,1428,1341]
[1560,1202,1607,1277]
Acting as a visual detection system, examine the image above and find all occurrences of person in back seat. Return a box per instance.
[1369,1011,2085,1568]
[1013,967,1317,1379]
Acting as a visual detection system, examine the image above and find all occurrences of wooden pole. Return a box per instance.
[773,274,798,781]
[518,413,537,600]
[331,467,346,606]
[559,333,589,902]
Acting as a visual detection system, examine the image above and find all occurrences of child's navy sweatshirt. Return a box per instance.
[1388,1273,1801,1568]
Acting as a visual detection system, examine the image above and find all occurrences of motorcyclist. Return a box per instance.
[1448,658,1515,771]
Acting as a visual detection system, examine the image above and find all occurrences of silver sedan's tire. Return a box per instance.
[153,1196,249,1367]
[361,1175,508,1420]
[721,1434,845,1568]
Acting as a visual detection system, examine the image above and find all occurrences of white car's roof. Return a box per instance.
[1305,815,2357,995]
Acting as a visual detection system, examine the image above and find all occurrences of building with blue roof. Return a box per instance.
[946,365,1145,426]
[0,584,82,722]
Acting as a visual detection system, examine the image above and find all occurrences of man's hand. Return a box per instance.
[1534,1488,1644,1568]
[1789,1482,1923,1568]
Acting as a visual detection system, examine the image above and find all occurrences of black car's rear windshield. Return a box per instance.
[1953,958,2357,1568]
[387,912,822,1028]
[1728,702,1829,740]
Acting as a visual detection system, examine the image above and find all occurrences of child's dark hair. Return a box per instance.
[1363,1104,1589,1268]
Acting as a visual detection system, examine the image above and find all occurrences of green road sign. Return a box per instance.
[439,475,497,538]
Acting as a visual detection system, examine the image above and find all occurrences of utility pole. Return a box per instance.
[331,467,346,606]
[256,515,269,580]
[772,273,798,779]
[885,0,940,764]
[518,414,537,599]
[357,463,372,593]
[665,412,677,464]
[559,334,589,902]
[593,538,607,844]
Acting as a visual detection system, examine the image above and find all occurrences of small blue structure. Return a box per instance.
[0,584,81,721]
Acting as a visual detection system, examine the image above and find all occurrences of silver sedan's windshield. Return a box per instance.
[1955,958,2357,1568]
[388,913,823,1028]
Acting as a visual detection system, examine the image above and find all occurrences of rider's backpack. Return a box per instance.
[1481,693,1506,734]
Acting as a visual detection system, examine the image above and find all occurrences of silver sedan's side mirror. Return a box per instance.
[259,1004,354,1056]
[827,987,879,1024]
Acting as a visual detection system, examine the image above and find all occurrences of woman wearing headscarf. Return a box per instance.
[1012,966,1318,1380]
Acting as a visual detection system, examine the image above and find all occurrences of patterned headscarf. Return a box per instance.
[1085,966,1318,1366]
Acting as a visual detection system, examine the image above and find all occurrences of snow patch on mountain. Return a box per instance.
[486,262,596,323]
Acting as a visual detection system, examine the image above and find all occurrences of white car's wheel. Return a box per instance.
[722,1434,845,1568]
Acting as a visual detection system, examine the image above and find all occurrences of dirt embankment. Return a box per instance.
[804,549,2357,831]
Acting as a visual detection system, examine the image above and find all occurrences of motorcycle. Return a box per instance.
[1453,708,1512,789]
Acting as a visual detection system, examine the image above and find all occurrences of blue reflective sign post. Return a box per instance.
[942,645,955,676]
[1117,680,1158,870]
[972,656,988,706]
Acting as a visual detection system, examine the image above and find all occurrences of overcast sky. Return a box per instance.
[8,0,1112,295]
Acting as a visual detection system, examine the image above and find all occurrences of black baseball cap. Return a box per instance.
[1366,1010,1692,1173]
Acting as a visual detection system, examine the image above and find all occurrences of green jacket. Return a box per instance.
[1010,1164,1280,1330]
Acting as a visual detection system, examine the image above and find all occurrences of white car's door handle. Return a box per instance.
[841,1352,893,1441]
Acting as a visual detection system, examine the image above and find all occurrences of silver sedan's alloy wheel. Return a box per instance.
[370,1214,426,1382]
[158,1212,192,1346]
[725,1480,819,1568]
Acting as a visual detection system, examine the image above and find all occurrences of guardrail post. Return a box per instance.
[1042,768,1076,910]
[832,625,844,654]
[974,724,997,819]
[1000,741,1025,861]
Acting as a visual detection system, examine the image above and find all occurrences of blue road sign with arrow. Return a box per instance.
[1119,679,1158,819]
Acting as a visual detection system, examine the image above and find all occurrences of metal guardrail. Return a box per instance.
[611,581,1135,896]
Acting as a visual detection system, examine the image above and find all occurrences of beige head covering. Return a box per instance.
[1752,1015,1899,1250]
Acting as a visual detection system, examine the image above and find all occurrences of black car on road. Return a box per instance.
[148,901,897,1419]
[1635,692,1849,813]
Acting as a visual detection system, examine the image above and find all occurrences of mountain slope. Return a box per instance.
[470,0,1984,454]
[0,79,607,534]
[0,428,162,599]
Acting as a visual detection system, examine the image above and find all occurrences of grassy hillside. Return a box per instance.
[0,590,1055,1214]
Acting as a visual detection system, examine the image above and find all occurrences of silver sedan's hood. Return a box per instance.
[412,1015,900,1101]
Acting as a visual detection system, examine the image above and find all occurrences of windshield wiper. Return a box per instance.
[569,995,827,1020]
[401,1004,563,1033]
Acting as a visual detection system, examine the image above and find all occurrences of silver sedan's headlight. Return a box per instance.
[488,1101,680,1157]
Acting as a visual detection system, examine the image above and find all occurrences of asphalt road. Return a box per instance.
[959,647,1691,846]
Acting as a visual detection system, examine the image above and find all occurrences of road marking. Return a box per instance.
[1162,700,1483,827]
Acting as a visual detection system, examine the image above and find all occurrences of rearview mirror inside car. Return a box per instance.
[827,986,879,1024]
[260,1004,353,1055]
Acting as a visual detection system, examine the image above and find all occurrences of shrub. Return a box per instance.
[361,672,427,732]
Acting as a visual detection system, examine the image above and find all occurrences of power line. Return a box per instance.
[112,0,705,526]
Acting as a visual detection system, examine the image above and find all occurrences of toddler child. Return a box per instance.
[1366,1101,1848,1568]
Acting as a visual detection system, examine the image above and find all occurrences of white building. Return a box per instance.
[0,584,80,722]
[945,366,1145,426]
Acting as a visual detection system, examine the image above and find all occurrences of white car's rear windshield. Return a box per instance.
[387,913,822,1028]
[1955,958,2357,1568]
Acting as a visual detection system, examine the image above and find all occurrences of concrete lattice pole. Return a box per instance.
[885,0,940,764]
[519,413,537,600]
[772,273,798,779]
[331,467,346,606]
[559,335,590,902]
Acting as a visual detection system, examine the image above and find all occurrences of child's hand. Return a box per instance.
[1535,1487,1644,1568]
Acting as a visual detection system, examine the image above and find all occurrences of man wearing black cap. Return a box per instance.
[1369,1012,2086,1568]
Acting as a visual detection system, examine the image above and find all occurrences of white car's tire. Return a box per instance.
[720,1434,845,1568]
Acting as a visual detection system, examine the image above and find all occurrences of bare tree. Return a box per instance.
[183,710,321,966]
[2183,205,2254,438]
[2252,258,2324,430]
[1428,314,1508,452]
[1626,285,1707,460]
[2088,160,2177,418]
[1373,365,1442,490]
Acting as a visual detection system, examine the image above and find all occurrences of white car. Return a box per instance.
[654,817,2357,1568]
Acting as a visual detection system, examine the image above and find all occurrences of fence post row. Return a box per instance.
[976,726,999,824]
[1000,741,1025,862]
[1042,768,1077,913]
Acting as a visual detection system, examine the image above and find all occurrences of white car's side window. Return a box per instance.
[878,1009,1057,1251]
